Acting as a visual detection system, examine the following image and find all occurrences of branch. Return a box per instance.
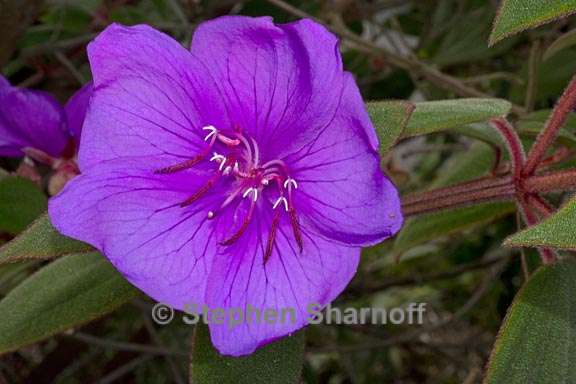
[266,0,526,114]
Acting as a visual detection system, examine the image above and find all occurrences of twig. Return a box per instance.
[313,259,508,353]
[347,253,509,295]
[265,0,526,115]
[66,332,187,357]
[96,355,154,384]
[525,40,541,112]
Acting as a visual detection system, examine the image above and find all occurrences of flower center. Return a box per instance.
[155,125,303,263]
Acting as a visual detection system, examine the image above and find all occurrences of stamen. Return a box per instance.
[210,152,225,162]
[207,211,215,219]
[202,125,218,141]
[273,196,289,211]
[264,209,281,264]
[180,174,220,207]
[284,178,298,190]
[155,156,204,174]
[242,187,258,201]
[289,208,303,253]
[217,133,241,146]
[220,199,256,246]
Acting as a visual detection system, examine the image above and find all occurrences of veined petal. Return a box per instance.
[80,24,228,171]
[286,73,403,246]
[0,75,68,157]
[49,158,225,309]
[190,16,345,159]
[65,81,93,141]
[206,205,360,356]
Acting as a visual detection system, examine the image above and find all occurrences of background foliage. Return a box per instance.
[2,0,576,383]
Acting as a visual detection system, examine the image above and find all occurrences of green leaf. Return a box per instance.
[367,100,415,155]
[0,252,139,355]
[0,213,93,264]
[484,261,576,383]
[0,176,47,234]
[404,99,512,138]
[191,323,305,384]
[490,0,576,46]
[505,196,576,250]
[395,143,515,254]
[543,28,576,61]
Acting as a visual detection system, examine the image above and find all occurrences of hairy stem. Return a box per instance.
[524,75,576,175]
[524,169,576,193]
[489,118,525,182]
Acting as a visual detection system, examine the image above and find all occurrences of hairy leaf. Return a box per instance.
[191,323,305,384]
[0,213,93,264]
[404,99,511,137]
[367,100,415,155]
[0,176,46,235]
[505,196,576,249]
[0,252,139,355]
[490,0,576,46]
[484,261,576,383]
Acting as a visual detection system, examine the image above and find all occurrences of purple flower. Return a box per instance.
[0,75,92,159]
[49,17,403,356]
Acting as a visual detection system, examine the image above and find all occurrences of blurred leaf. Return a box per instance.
[367,100,415,155]
[404,99,512,137]
[505,196,576,250]
[396,143,515,254]
[0,213,92,264]
[191,323,305,384]
[490,0,576,46]
[395,202,515,254]
[484,261,576,383]
[511,48,576,106]
[0,176,46,235]
[434,8,517,66]
[544,28,576,60]
[0,252,139,355]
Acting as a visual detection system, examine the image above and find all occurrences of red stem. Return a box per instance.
[517,196,556,264]
[523,75,576,176]
[524,169,576,193]
[489,118,525,182]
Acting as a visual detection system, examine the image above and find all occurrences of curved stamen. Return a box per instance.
[289,208,303,253]
[242,187,258,202]
[264,209,281,264]
[180,173,221,207]
[203,125,218,141]
[220,198,256,246]
[273,196,289,211]
[156,126,219,174]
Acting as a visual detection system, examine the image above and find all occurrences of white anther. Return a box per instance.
[207,211,215,219]
[261,179,269,186]
[219,159,227,171]
[283,178,298,190]
[233,162,240,173]
[210,152,225,162]
[223,166,233,176]
[272,196,289,211]
[243,187,258,201]
[202,125,217,141]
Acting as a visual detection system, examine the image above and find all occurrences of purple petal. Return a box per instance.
[65,82,93,140]
[205,205,359,356]
[190,16,345,160]
[49,157,225,309]
[285,73,403,246]
[0,76,68,157]
[80,23,228,171]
